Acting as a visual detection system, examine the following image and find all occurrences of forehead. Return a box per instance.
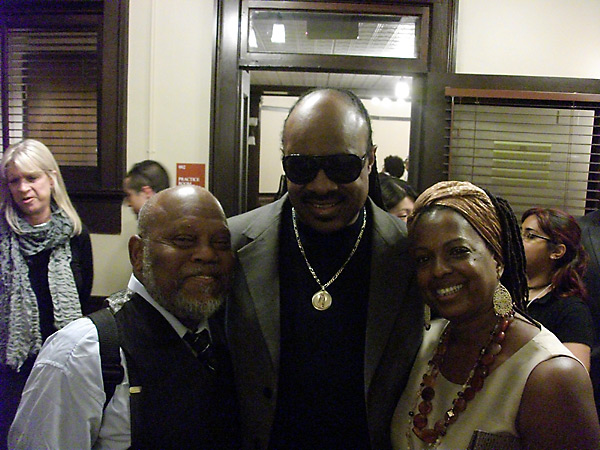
[412,208,484,247]
[123,185,141,196]
[521,214,540,228]
[8,149,46,172]
[147,214,229,241]
[6,161,41,177]
[391,197,414,213]
[146,199,227,234]
[283,93,368,155]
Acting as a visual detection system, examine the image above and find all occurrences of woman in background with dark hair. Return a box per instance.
[382,155,405,178]
[378,174,418,222]
[521,207,594,370]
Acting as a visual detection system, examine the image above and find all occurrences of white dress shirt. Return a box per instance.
[9,276,208,450]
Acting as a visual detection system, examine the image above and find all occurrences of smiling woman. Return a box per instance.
[390,180,600,450]
[0,139,96,448]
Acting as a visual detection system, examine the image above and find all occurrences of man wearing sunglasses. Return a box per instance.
[227,88,422,450]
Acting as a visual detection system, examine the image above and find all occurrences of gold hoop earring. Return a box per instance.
[493,283,514,317]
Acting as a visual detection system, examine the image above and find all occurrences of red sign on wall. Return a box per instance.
[176,163,205,187]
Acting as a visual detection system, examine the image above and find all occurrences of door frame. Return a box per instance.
[210,0,457,216]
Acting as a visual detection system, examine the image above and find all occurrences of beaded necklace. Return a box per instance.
[405,315,513,449]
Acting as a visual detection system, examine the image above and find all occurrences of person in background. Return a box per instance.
[0,139,94,450]
[108,160,172,310]
[578,207,600,422]
[123,159,170,216]
[227,88,422,450]
[382,155,405,179]
[391,181,599,450]
[521,207,593,371]
[9,185,240,450]
[401,157,409,181]
[378,173,418,222]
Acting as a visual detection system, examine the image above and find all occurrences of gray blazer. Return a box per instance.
[577,210,600,420]
[227,195,423,450]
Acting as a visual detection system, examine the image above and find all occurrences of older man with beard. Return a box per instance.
[9,185,240,450]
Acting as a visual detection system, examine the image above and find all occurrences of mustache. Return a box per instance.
[300,192,344,202]
[181,269,226,279]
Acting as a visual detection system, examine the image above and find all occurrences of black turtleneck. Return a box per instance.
[269,200,373,450]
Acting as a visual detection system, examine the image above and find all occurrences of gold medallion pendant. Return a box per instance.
[312,290,333,311]
[292,207,366,312]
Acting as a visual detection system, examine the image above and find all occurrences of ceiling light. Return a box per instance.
[395,80,410,100]
[271,24,285,43]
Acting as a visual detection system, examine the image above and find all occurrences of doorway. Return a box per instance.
[248,71,413,208]
[210,0,448,216]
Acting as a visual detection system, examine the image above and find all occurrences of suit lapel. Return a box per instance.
[236,200,283,370]
[364,203,410,392]
[235,198,412,396]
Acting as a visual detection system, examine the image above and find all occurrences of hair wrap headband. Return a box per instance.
[409,180,503,264]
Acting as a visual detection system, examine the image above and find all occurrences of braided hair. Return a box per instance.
[484,191,529,311]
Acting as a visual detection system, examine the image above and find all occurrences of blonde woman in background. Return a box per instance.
[0,139,95,450]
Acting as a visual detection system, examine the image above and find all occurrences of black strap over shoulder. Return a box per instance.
[88,307,125,409]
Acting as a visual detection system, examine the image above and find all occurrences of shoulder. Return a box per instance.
[578,210,600,229]
[518,354,599,445]
[540,293,589,311]
[369,200,408,247]
[34,316,109,395]
[228,197,285,248]
[526,354,588,391]
[560,294,592,312]
[544,294,593,324]
[228,198,284,228]
[35,317,100,370]
[70,225,92,247]
[11,316,113,447]
[513,324,586,386]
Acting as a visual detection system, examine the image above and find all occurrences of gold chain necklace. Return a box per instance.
[292,207,366,311]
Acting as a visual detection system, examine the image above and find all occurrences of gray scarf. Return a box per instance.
[0,208,82,370]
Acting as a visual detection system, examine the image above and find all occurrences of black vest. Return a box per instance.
[114,294,240,449]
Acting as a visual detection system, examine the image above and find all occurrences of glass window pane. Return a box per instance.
[249,9,419,59]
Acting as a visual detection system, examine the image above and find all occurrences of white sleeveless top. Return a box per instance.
[391,319,577,450]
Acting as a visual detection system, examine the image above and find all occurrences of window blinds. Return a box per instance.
[445,88,600,218]
[2,28,99,166]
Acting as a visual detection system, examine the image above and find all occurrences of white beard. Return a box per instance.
[142,246,224,322]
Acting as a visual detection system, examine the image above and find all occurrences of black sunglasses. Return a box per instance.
[282,153,369,185]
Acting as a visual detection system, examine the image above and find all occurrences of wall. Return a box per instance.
[90,0,600,295]
[456,0,600,79]
[90,0,216,296]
